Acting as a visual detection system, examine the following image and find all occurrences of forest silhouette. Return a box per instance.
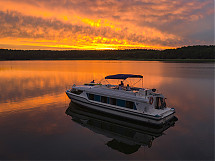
[0,45,214,61]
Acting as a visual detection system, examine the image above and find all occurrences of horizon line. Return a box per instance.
[0,45,213,51]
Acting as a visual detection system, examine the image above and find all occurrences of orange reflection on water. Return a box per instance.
[0,93,65,114]
[0,60,171,114]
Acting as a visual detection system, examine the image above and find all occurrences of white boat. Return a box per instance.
[66,74,176,126]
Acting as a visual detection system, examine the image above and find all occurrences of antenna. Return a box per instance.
[142,78,143,88]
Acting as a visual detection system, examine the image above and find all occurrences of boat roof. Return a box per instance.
[105,74,143,80]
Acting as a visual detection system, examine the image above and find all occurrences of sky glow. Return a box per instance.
[0,0,214,50]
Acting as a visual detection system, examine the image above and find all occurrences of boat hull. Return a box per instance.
[66,91,175,126]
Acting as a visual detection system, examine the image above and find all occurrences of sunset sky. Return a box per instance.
[0,0,214,50]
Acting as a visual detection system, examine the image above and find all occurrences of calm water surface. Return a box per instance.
[0,60,214,160]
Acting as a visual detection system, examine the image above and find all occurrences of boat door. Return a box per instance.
[155,97,166,109]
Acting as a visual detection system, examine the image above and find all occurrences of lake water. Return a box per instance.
[0,60,214,160]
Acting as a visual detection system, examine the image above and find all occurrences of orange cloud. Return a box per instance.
[0,0,213,50]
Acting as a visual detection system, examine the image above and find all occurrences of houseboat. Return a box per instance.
[66,74,176,126]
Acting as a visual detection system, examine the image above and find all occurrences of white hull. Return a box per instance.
[66,91,175,126]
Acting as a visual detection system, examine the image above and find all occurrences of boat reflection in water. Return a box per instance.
[65,102,178,154]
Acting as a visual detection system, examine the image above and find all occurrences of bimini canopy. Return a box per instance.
[105,74,143,80]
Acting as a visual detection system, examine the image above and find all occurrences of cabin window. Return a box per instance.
[71,90,83,95]
[126,101,134,109]
[101,96,108,103]
[133,103,137,110]
[94,95,101,102]
[117,99,126,107]
[88,93,94,100]
[109,98,116,105]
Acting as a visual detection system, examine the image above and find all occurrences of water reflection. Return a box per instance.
[0,61,213,160]
[66,102,177,154]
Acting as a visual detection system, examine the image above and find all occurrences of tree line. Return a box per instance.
[0,45,214,60]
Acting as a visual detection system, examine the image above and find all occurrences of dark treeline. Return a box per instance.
[0,45,214,60]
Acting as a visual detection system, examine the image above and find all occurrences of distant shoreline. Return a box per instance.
[0,45,214,62]
[0,59,214,63]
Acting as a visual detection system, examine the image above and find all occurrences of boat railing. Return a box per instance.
[95,84,141,96]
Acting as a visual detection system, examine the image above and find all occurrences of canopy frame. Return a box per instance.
[105,74,143,80]
[105,74,143,88]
